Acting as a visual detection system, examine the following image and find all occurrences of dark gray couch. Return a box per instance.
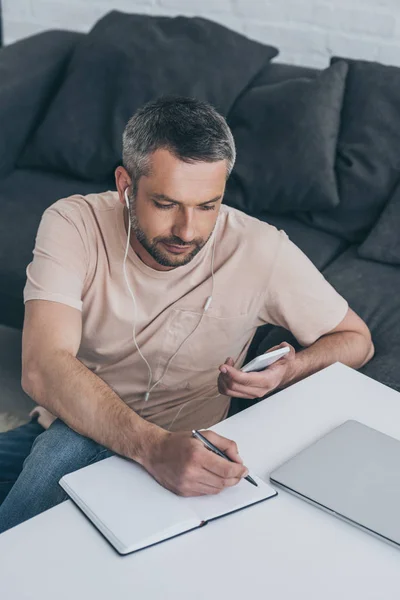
[1,12,399,424]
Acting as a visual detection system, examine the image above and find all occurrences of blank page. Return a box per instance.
[187,475,277,522]
[60,456,199,554]
[61,456,277,555]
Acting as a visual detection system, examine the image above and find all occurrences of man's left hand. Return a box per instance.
[218,342,296,400]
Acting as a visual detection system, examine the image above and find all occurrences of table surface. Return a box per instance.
[1,363,400,599]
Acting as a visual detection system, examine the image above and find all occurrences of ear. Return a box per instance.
[115,166,132,205]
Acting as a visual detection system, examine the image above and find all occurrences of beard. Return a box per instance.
[127,196,212,268]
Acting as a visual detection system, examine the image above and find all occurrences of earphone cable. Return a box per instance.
[123,189,222,430]
[122,210,153,395]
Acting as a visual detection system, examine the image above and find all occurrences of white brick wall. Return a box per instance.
[3,0,400,69]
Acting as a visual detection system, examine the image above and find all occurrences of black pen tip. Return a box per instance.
[246,476,258,487]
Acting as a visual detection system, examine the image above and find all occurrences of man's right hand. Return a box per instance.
[141,430,249,497]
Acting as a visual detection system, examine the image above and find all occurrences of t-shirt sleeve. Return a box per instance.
[261,230,348,347]
[24,204,89,311]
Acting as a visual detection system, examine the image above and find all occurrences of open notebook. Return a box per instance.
[60,455,277,554]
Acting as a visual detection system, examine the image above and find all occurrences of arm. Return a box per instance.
[22,299,248,495]
[218,307,374,399]
[283,307,374,388]
[21,299,160,462]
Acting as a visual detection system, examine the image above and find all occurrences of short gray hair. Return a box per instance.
[122,96,236,191]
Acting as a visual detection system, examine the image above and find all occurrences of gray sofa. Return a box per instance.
[1,12,400,426]
[0,326,34,430]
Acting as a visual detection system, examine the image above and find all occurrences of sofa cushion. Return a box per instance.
[299,57,400,243]
[0,169,115,329]
[358,179,400,265]
[19,11,277,181]
[225,61,348,215]
[0,30,81,178]
[0,325,35,424]
[323,247,400,392]
[250,61,319,87]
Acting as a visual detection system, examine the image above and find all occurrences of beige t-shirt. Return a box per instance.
[24,192,348,431]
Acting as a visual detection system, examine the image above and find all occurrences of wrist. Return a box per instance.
[280,351,305,389]
[130,418,169,467]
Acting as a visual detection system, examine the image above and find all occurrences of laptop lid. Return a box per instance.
[270,420,400,548]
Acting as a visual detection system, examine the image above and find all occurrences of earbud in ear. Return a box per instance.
[124,188,130,209]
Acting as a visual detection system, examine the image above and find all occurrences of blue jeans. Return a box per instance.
[0,418,113,534]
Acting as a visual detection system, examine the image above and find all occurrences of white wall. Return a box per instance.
[3,0,400,69]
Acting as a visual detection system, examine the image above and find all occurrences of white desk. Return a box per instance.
[1,363,400,599]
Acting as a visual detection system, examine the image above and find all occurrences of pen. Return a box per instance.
[192,429,258,487]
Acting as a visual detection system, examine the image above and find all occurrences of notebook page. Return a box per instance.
[60,456,199,554]
[186,475,277,522]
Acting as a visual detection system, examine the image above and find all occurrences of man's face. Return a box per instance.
[126,149,227,269]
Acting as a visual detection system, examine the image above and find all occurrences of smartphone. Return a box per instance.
[241,347,290,373]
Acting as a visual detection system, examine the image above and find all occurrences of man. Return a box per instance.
[0,97,374,533]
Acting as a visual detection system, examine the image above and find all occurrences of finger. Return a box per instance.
[219,365,269,386]
[202,471,243,489]
[225,375,275,394]
[221,356,235,369]
[224,383,268,399]
[198,469,243,490]
[219,375,264,398]
[218,376,260,399]
[263,342,292,352]
[263,342,296,361]
[200,450,249,479]
[201,430,243,464]
[221,351,293,386]
[263,344,280,352]
[191,435,244,472]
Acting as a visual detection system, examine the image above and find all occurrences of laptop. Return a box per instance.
[270,420,400,549]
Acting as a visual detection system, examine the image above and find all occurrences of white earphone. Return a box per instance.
[122,187,216,408]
